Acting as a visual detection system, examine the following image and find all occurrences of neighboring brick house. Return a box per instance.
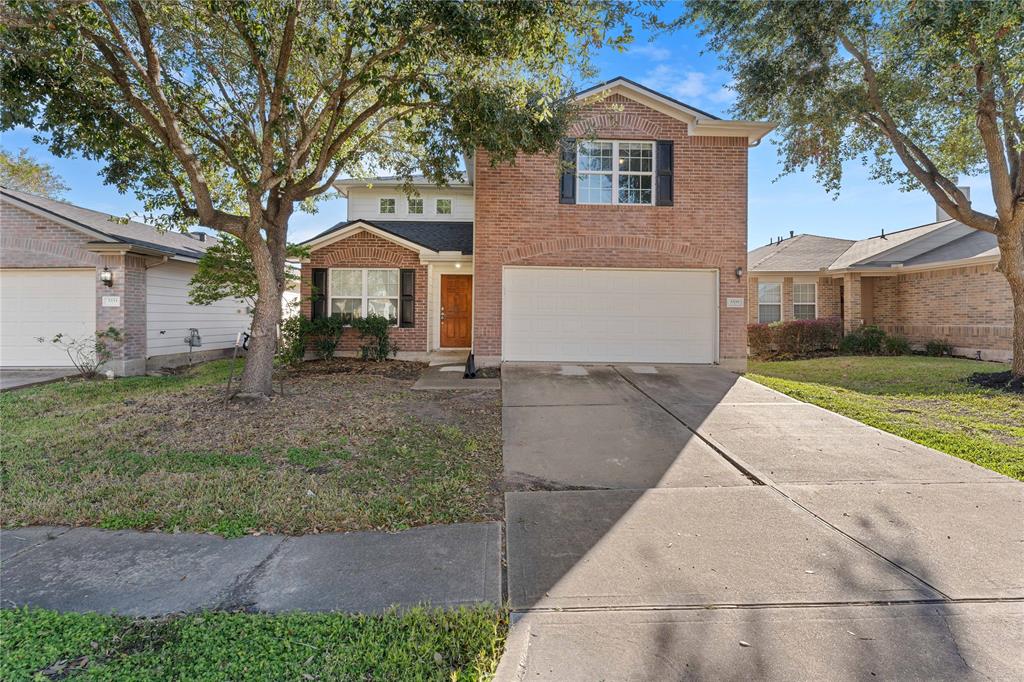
[747,197,1012,362]
[300,77,773,369]
[0,187,252,374]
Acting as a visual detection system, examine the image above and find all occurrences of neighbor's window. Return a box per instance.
[329,268,399,325]
[435,198,452,215]
[379,198,396,214]
[758,282,782,323]
[577,140,653,205]
[408,198,423,214]
[793,282,817,320]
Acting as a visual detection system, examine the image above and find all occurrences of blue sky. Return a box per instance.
[1,11,993,247]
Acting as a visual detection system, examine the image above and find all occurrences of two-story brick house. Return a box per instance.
[300,78,773,369]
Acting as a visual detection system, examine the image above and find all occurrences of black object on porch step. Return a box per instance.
[464,352,477,379]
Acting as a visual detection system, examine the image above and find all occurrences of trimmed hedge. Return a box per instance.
[747,318,841,359]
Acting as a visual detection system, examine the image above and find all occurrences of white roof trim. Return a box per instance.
[575,79,775,144]
[303,221,436,255]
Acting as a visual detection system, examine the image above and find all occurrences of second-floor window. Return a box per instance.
[408,198,423,214]
[577,141,654,205]
[436,198,452,215]
[379,198,396,214]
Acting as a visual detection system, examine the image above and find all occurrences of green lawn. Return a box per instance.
[0,606,506,681]
[746,356,1023,481]
[0,359,503,536]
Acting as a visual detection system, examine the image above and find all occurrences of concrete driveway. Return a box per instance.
[498,363,1023,680]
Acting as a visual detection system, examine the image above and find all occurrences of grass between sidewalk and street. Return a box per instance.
[0,606,507,680]
[0,358,502,536]
[747,356,1023,481]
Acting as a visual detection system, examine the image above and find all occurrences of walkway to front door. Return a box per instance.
[440,274,472,348]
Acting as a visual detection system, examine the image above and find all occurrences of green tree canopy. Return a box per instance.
[0,147,69,198]
[188,234,306,309]
[1,0,634,395]
[679,0,1024,376]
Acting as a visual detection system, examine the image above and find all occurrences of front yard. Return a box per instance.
[1,606,506,681]
[747,356,1023,481]
[0,359,502,536]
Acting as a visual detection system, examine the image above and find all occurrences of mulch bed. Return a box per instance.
[283,357,427,381]
[967,370,1024,394]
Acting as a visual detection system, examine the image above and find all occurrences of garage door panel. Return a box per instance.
[503,267,716,364]
[1,269,95,367]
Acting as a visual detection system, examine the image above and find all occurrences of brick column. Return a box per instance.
[96,253,147,375]
[782,277,794,322]
[747,276,759,324]
[842,272,863,333]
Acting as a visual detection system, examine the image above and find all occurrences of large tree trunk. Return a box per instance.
[998,225,1024,378]
[237,225,285,398]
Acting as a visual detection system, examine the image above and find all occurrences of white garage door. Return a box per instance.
[1,269,96,367]
[502,267,717,363]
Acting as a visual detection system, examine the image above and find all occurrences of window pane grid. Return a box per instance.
[759,304,782,324]
[408,198,423,214]
[435,199,452,215]
[329,269,400,326]
[379,198,395,214]
[793,283,816,304]
[758,283,781,304]
[576,141,654,205]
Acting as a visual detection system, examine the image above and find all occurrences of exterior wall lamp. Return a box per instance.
[100,266,114,287]
[735,266,744,280]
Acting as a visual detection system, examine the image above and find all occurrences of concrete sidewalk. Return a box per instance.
[497,363,1024,680]
[0,522,502,616]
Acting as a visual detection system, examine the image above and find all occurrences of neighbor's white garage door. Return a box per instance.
[502,267,717,363]
[0,269,96,367]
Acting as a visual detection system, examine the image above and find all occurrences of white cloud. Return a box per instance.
[630,44,672,61]
[708,82,737,105]
[641,64,709,102]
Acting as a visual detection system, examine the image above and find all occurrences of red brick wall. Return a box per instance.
[0,203,102,268]
[473,93,750,363]
[875,264,1011,353]
[300,231,428,353]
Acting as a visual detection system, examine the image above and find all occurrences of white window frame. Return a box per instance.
[793,282,817,320]
[379,197,396,215]
[576,140,655,206]
[435,197,453,215]
[408,197,424,215]
[328,268,400,327]
[757,282,782,323]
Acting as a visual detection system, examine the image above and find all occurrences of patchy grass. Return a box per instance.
[1,358,503,536]
[0,606,507,681]
[747,356,1024,481]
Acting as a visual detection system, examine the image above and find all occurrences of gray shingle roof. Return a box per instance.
[1,186,209,259]
[304,219,473,254]
[748,234,855,272]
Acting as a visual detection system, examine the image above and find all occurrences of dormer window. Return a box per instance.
[379,198,396,214]
[436,198,452,215]
[408,198,423,214]
[577,141,653,205]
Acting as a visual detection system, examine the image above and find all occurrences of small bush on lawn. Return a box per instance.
[350,314,399,361]
[925,339,954,356]
[747,318,840,359]
[883,334,912,356]
[838,325,887,355]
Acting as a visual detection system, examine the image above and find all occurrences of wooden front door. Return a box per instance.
[440,275,472,348]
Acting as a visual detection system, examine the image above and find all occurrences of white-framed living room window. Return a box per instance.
[577,140,654,205]
[793,282,817,320]
[328,268,400,326]
[408,197,423,214]
[435,198,452,215]
[379,198,396,214]
[758,282,782,323]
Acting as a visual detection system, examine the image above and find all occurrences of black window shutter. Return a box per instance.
[656,140,674,206]
[399,268,415,328]
[311,268,327,320]
[559,138,576,204]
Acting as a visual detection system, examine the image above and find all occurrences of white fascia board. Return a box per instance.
[687,119,776,144]
[304,221,435,255]
[419,251,473,264]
